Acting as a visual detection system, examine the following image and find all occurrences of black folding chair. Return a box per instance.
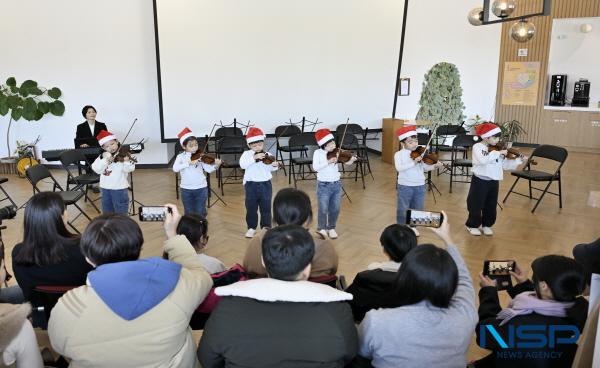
[216,136,246,195]
[449,134,478,193]
[335,123,373,179]
[502,145,567,213]
[59,150,101,213]
[288,133,318,188]
[433,124,466,175]
[0,177,17,208]
[275,124,302,176]
[25,165,92,233]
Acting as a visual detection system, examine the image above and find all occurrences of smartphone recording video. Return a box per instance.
[139,206,169,222]
[483,260,515,276]
[405,209,443,228]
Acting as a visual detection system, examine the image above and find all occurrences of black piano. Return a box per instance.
[42,143,144,162]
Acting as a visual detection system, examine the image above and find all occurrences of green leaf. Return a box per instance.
[0,101,8,116]
[30,87,43,96]
[6,77,16,87]
[19,87,30,97]
[20,80,37,90]
[38,101,50,114]
[22,109,36,121]
[34,109,44,121]
[23,97,37,114]
[0,93,6,105]
[47,87,62,99]
[50,100,65,116]
[7,95,21,109]
[10,85,19,94]
[11,107,22,121]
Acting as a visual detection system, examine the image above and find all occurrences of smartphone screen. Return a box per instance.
[484,260,515,276]
[406,209,443,228]
[139,206,167,222]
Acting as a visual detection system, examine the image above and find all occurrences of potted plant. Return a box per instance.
[416,62,465,126]
[0,77,64,160]
[499,119,527,146]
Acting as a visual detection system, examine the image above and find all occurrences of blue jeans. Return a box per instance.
[244,181,272,230]
[101,188,129,215]
[317,180,342,230]
[181,187,208,218]
[396,184,426,225]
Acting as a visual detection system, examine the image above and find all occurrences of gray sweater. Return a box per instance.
[358,245,478,368]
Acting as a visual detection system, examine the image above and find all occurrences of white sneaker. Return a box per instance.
[410,227,420,237]
[481,227,494,236]
[245,228,256,238]
[466,227,482,236]
[328,229,338,239]
[317,229,328,238]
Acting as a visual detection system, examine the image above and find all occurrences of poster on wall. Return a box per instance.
[501,61,540,106]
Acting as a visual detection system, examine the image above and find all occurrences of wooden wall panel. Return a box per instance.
[494,0,600,144]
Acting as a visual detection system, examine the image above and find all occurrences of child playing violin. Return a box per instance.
[173,127,222,217]
[394,125,443,236]
[91,130,135,214]
[466,123,527,236]
[239,127,280,238]
[312,128,357,239]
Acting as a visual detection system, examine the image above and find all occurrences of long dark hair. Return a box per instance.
[13,192,79,266]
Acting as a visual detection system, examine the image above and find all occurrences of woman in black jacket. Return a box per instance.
[345,224,417,321]
[475,255,587,368]
[12,192,93,304]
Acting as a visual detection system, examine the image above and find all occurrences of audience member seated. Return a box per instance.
[346,224,417,321]
[243,188,338,278]
[198,224,357,367]
[573,237,600,292]
[176,214,226,274]
[356,212,478,368]
[0,238,23,305]
[476,255,588,368]
[1,262,43,368]
[11,192,93,309]
[48,204,213,367]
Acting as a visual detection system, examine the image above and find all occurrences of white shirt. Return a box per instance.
[172,152,217,189]
[471,142,522,181]
[394,148,435,186]
[367,261,401,272]
[88,122,95,135]
[197,253,227,274]
[239,150,279,184]
[312,148,341,182]
[91,155,135,190]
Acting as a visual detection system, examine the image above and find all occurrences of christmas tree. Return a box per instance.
[416,62,465,125]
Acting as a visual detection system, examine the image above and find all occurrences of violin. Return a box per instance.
[254,151,278,165]
[191,150,217,165]
[327,148,355,164]
[487,143,537,165]
[410,146,440,165]
[113,145,138,163]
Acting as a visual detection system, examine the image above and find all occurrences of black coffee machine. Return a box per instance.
[572,79,590,107]
[549,74,567,106]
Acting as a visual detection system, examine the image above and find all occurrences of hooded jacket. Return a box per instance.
[48,235,213,368]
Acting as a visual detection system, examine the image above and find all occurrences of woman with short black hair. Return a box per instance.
[357,212,478,368]
[75,105,107,148]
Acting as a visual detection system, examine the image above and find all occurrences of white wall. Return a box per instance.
[548,17,600,106]
[1,0,502,161]
[0,1,167,164]
[394,0,501,124]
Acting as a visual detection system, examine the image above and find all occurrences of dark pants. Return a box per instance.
[466,175,499,228]
[181,187,208,218]
[244,181,272,230]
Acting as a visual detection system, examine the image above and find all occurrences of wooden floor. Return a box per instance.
[2,148,599,361]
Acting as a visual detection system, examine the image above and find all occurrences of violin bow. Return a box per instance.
[336,118,351,160]
[112,118,138,159]
[419,121,439,159]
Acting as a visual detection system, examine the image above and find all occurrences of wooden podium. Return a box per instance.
[381,118,408,164]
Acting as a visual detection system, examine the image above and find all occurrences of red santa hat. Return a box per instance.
[396,125,417,141]
[96,130,117,146]
[315,129,334,147]
[177,127,195,147]
[246,127,265,144]
[476,123,501,138]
